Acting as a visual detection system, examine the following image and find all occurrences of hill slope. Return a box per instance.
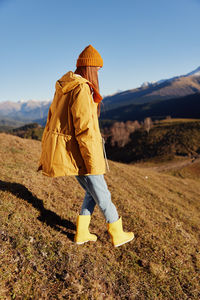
[104,119,200,163]
[0,134,199,299]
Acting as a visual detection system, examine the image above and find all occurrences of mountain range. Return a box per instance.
[0,100,51,124]
[0,66,200,126]
[102,66,200,111]
[100,92,200,121]
[100,66,200,121]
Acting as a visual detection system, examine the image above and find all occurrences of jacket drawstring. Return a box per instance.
[102,137,110,172]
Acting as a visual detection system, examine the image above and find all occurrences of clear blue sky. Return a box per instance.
[0,0,200,102]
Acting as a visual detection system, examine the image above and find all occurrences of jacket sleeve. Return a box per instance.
[71,83,99,173]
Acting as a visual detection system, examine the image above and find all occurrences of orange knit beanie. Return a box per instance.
[76,45,103,67]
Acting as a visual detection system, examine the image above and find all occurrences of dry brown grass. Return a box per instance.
[166,161,200,181]
[0,133,200,299]
[156,118,200,124]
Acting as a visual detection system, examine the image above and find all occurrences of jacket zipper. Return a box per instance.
[102,136,110,172]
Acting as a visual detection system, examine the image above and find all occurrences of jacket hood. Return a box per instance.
[56,71,88,94]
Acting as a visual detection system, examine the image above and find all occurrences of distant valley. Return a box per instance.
[103,118,200,163]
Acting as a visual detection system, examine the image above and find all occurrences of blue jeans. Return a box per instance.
[75,174,119,223]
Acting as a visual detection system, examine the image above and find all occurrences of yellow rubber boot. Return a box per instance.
[74,215,97,245]
[107,217,134,247]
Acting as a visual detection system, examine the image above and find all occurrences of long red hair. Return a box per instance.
[74,66,102,116]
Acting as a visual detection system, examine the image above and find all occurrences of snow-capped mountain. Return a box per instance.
[140,81,156,88]
[156,66,200,85]
[185,66,200,77]
[0,100,51,122]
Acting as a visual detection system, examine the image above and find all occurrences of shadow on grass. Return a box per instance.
[0,180,75,241]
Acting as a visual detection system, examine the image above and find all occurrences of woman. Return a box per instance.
[38,45,134,247]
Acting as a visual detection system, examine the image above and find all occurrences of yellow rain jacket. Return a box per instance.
[38,71,106,177]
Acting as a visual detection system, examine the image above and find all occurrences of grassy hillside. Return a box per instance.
[0,133,200,299]
[0,122,44,141]
[165,159,200,181]
[9,123,44,141]
[105,119,200,163]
